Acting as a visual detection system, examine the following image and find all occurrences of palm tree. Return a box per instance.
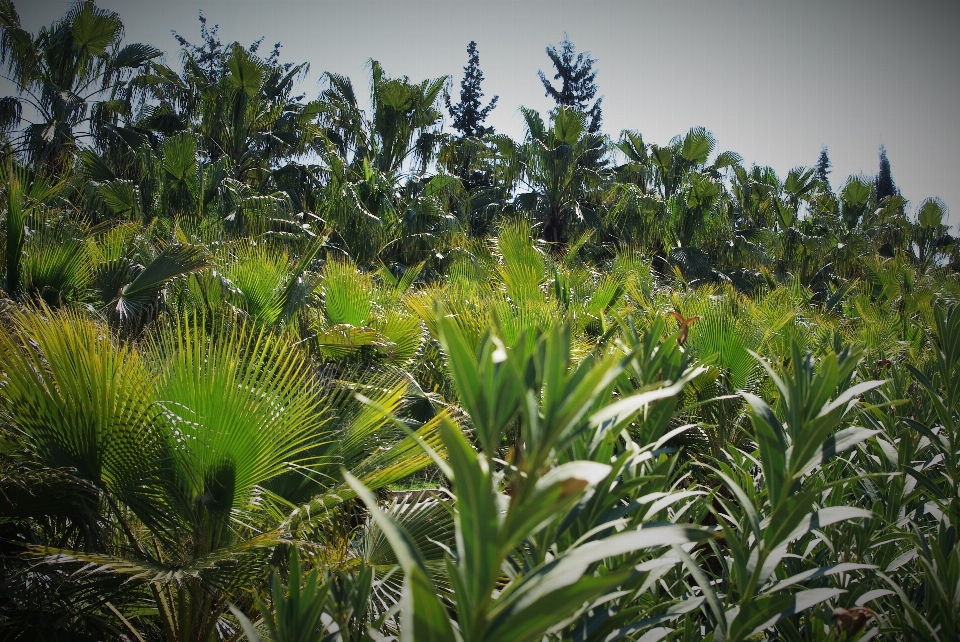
[0,0,161,170]
[510,106,607,246]
[314,63,448,265]
[911,197,953,272]
[606,127,741,279]
[0,306,444,641]
[318,61,446,177]
[2,162,63,298]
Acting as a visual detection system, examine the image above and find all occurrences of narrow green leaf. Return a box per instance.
[762,563,875,594]
[488,526,708,642]
[730,588,844,640]
[590,370,703,429]
[229,605,263,642]
[438,421,502,612]
[817,380,885,418]
[792,427,880,479]
[780,506,874,547]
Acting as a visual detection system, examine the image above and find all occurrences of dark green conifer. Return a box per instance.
[445,41,498,138]
[876,144,898,200]
[815,146,832,189]
[538,34,602,133]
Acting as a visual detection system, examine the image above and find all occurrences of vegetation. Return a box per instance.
[1,2,958,640]
[446,41,498,139]
[538,34,602,134]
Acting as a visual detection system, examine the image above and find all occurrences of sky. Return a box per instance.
[12,0,960,225]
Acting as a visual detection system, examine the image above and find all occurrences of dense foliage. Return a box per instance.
[1,2,958,641]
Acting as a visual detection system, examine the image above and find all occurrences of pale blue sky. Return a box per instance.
[14,0,960,224]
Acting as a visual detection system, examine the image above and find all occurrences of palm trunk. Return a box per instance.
[5,166,25,299]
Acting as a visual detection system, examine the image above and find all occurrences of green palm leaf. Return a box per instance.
[0,306,174,535]
[113,243,208,323]
[496,218,546,304]
[322,257,372,327]
[21,213,91,304]
[150,313,327,515]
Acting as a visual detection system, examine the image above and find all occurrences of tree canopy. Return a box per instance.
[538,33,603,133]
[815,145,831,188]
[876,143,899,200]
[445,40,498,138]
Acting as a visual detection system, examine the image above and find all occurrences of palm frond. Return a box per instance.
[322,256,372,327]
[0,305,175,536]
[149,313,328,514]
[113,243,208,324]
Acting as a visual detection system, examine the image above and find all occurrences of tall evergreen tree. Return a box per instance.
[538,34,602,133]
[815,146,832,189]
[445,41,498,138]
[875,144,898,200]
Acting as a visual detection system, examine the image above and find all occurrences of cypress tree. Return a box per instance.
[446,41,498,138]
[876,144,898,200]
[538,34,603,133]
[815,146,832,189]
